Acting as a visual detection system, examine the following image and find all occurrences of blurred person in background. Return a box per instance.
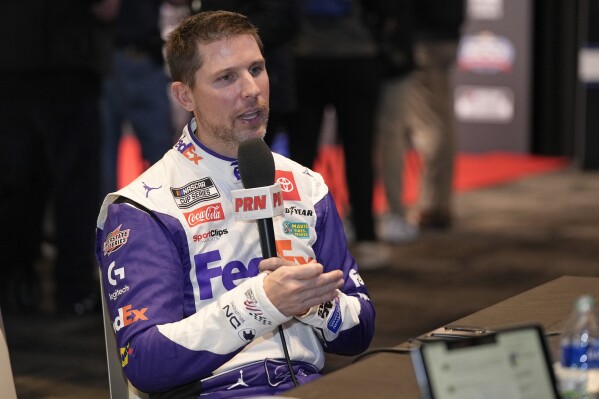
[376,0,465,237]
[0,0,118,314]
[289,0,389,269]
[101,0,190,195]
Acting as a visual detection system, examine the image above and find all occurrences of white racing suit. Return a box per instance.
[95,119,375,397]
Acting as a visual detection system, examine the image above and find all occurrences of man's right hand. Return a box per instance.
[261,260,344,317]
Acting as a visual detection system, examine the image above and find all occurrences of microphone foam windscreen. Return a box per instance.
[238,138,275,188]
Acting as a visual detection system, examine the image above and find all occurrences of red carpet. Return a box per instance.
[117,135,567,216]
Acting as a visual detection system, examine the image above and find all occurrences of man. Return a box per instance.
[95,11,375,398]
[376,0,465,235]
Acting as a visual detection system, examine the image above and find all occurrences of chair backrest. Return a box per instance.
[0,307,18,399]
[100,274,149,399]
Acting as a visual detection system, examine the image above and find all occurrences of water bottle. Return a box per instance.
[559,295,599,398]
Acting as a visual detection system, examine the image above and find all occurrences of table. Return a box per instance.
[284,275,599,399]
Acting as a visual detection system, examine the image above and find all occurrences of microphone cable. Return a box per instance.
[278,325,300,388]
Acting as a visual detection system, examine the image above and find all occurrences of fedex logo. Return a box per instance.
[194,250,262,300]
[275,239,313,265]
[230,161,241,183]
[113,304,148,331]
[174,138,203,165]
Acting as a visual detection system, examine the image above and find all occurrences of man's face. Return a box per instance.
[183,34,269,156]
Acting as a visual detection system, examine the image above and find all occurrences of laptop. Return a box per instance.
[410,324,561,399]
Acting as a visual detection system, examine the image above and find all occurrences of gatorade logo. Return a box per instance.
[113,304,148,332]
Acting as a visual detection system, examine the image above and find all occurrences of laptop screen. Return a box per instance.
[410,324,560,399]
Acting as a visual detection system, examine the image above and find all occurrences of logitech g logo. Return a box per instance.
[108,261,125,286]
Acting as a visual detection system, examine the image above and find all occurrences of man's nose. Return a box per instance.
[240,73,261,98]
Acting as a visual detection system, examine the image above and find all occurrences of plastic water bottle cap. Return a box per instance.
[576,295,596,313]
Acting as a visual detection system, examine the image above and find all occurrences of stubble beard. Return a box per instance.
[198,109,268,147]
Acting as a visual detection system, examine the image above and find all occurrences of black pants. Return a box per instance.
[289,56,380,241]
[0,73,102,310]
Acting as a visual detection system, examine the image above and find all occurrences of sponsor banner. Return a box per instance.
[231,184,284,221]
[454,85,514,123]
[579,47,599,83]
[468,0,504,20]
[458,32,515,74]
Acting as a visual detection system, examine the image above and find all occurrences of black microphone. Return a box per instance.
[237,138,300,388]
[237,138,280,258]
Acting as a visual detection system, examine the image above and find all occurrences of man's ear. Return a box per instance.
[171,82,195,112]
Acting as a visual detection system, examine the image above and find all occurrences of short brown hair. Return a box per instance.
[165,11,263,88]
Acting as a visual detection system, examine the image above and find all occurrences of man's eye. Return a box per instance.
[219,74,233,81]
[250,66,263,76]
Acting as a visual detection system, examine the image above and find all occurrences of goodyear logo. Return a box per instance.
[282,221,309,239]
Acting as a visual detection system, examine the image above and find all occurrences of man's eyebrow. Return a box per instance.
[211,59,265,76]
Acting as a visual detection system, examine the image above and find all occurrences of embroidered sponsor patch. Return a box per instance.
[282,221,309,239]
[244,289,271,325]
[223,302,245,330]
[285,206,313,217]
[171,177,220,209]
[315,297,345,334]
[113,304,148,332]
[275,170,301,201]
[327,297,342,333]
[238,328,256,342]
[103,224,130,256]
[183,203,225,227]
[120,343,133,367]
[174,138,202,165]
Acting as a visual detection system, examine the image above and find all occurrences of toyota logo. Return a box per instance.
[276,177,294,192]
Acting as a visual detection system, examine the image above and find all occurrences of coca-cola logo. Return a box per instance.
[183,203,224,227]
